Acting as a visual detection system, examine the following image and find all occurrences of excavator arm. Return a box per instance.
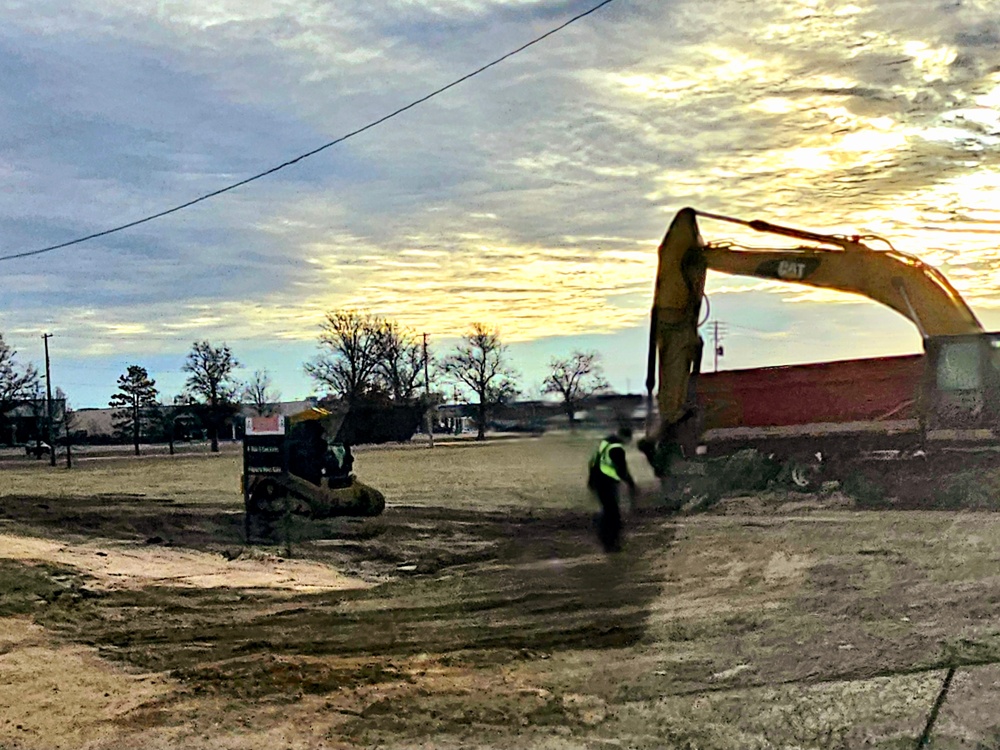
[643,207,983,474]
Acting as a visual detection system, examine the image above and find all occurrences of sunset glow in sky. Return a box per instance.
[2,0,1000,406]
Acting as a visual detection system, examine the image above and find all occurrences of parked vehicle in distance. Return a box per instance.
[24,442,52,458]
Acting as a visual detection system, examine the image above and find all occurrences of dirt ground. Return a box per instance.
[3,434,1000,749]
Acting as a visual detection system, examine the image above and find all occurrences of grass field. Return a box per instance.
[3,434,1000,749]
[359,432,658,511]
[0,431,658,510]
[1,450,243,502]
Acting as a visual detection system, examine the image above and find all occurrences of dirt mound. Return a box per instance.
[685,489,854,516]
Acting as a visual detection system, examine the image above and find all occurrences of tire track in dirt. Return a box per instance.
[9,502,674,703]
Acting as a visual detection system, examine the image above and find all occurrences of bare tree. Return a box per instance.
[243,370,281,416]
[182,341,241,452]
[305,311,386,404]
[441,324,519,441]
[542,351,610,427]
[154,395,199,455]
[377,321,427,402]
[0,333,38,442]
[109,365,159,455]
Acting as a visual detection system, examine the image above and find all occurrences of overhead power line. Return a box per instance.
[0,0,620,264]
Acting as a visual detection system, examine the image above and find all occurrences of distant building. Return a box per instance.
[588,393,646,428]
[434,395,644,434]
[70,408,115,440]
[1,399,66,445]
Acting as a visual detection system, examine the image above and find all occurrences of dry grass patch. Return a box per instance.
[1,432,656,513]
[359,432,656,512]
[0,452,243,504]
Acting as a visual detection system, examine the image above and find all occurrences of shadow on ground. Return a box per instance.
[3,495,673,703]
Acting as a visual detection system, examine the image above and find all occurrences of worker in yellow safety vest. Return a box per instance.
[587,426,638,553]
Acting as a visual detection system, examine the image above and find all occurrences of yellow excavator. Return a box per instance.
[642,207,1000,478]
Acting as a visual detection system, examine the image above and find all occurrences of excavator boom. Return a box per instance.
[697,211,980,338]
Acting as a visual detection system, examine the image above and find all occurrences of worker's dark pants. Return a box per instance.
[590,477,622,553]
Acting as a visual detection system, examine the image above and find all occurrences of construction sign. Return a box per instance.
[242,416,287,503]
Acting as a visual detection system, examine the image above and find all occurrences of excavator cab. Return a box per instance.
[923,333,1000,433]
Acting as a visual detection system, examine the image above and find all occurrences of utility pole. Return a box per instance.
[423,333,434,448]
[42,333,55,467]
[712,321,725,373]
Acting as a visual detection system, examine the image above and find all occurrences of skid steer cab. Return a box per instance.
[242,409,385,542]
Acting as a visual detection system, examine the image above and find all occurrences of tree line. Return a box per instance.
[0,312,612,452]
[303,312,610,440]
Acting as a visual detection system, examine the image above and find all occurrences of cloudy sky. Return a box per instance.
[2,0,999,408]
